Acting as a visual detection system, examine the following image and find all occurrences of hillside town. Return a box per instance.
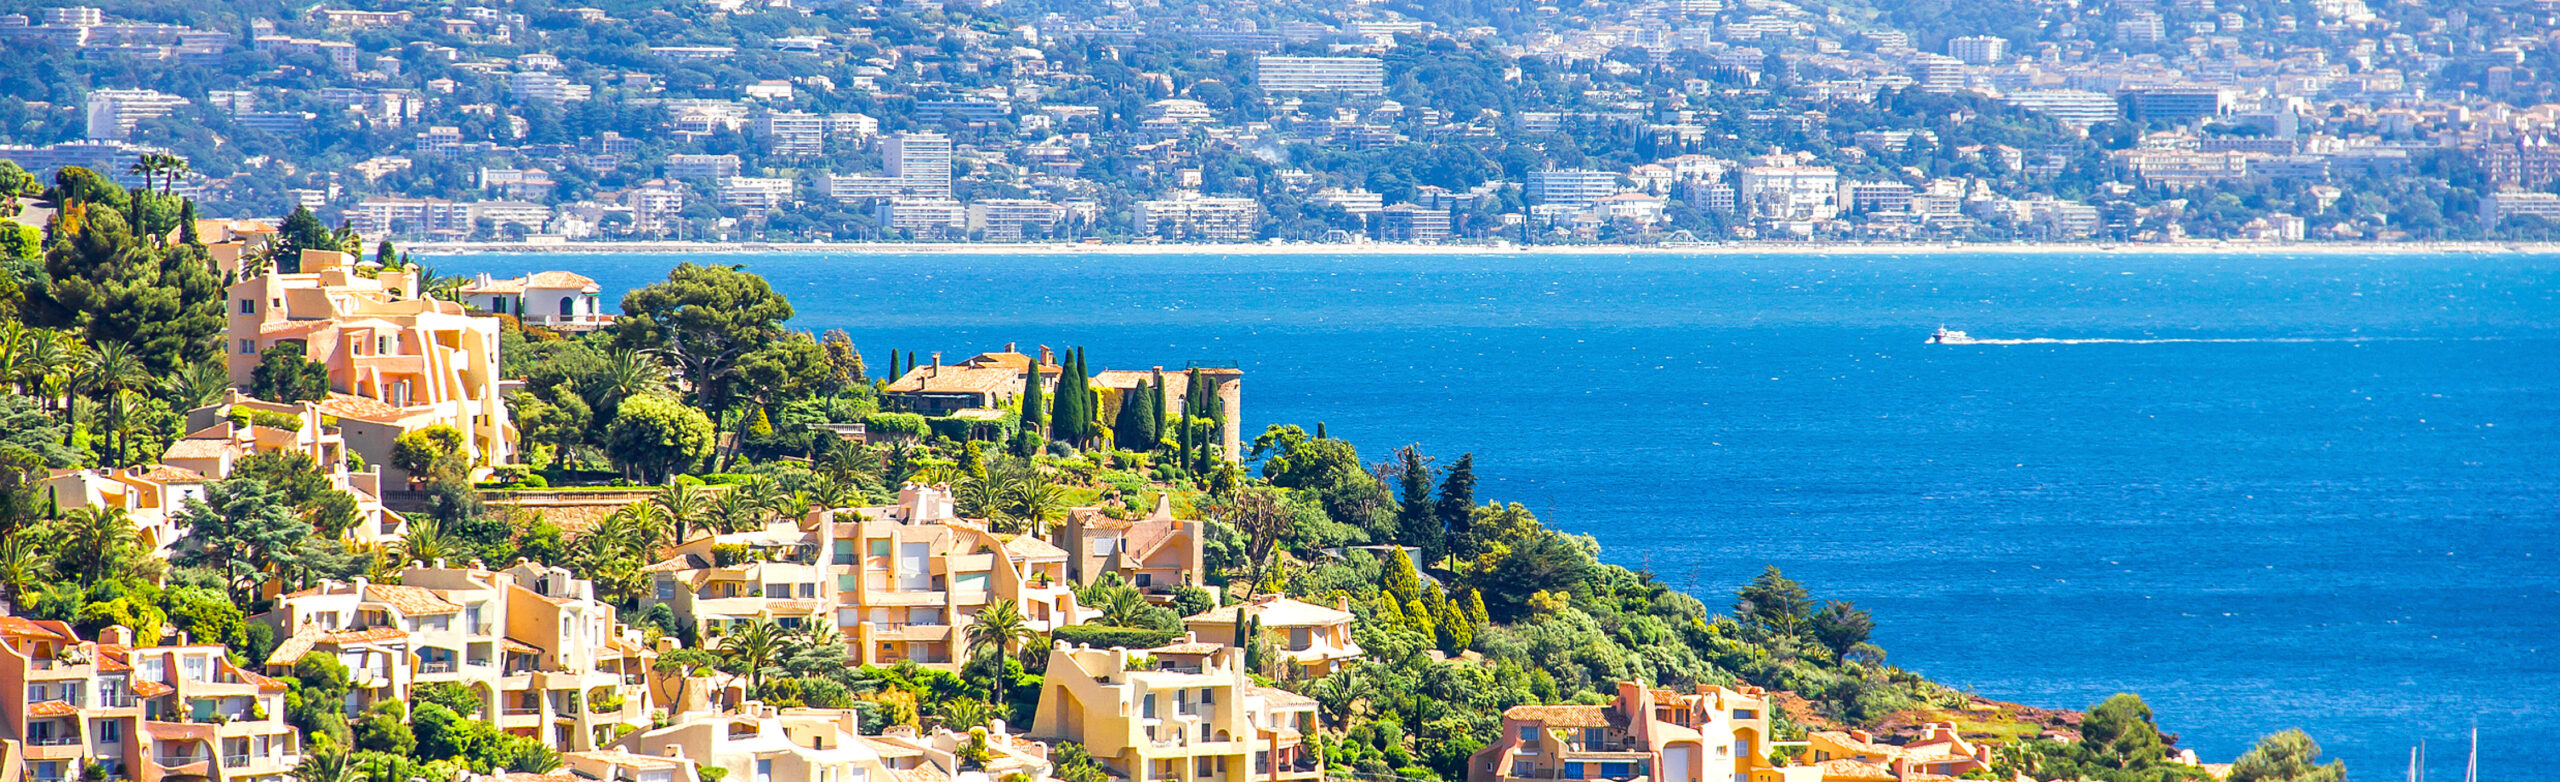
[1,0,2557,245]
[0,173,2332,782]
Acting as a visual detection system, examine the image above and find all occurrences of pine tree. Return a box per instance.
[374,239,396,266]
[1464,588,1491,629]
[1384,547,1423,606]
[1020,360,1046,438]
[1436,453,1479,562]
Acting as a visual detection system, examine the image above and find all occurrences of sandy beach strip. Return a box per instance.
[405,239,2560,256]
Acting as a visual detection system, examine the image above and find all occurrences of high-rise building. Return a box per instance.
[1527,169,1623,207]
[1948,35,2007,65]
[1256,56,1387,95]
[885,131,953,197]
[1910,54,1965,93]
[2005,90,2122,128]
[83,88,187,140]
[1378,204,1452,243]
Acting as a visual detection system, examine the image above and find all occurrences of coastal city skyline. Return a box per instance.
[2,0,2558,245]
[0,1,2550,782]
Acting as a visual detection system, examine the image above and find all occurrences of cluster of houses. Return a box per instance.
[9,219,2026,782]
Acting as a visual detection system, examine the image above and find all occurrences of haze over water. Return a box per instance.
[446,248,2559,779]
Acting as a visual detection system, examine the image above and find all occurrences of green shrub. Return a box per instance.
[864,412,929,440]
[228,408,304,432]
[1048,624,1180,650]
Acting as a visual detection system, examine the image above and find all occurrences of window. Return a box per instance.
[869,540,891,558]
[1134,573,1153,587]
[756,759,774,782]
[1732,709,1756,720]
[656,580,677,601]
[1143,693,1158,719]
[798,583,817,599]
[1519,726,1537,742]
[954,573,988,592]
[97,720,121,744]
[833,540,858,565]
[1566,763,1585,779]
[237,299,255,314]
[238,339,255,355]
[180,656,208,682]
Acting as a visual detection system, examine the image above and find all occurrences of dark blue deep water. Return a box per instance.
[439,249,2559,779]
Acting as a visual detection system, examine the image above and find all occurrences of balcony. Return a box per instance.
[504,705,542,716]
[223,754,253,767]
[97,694,137,708]
[30,736,81,747]
[420,660,459,674]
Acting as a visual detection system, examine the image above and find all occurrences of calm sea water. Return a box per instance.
[438,249,2559,779]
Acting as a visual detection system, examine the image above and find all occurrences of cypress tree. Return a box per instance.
[1114,378,1156,451]
[1149,368,1168,443]
[178,199,199,245]
[1051,351,1084,445]
[1081,349,1102,440]
[1395,447,1440,559]
[885,350,900,383]
[1315,422,1326,440]
[1020,360,1046,438]
[375,239,397,266]
[1436,453,1479,562]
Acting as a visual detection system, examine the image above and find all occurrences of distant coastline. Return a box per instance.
[407,239,2560,256]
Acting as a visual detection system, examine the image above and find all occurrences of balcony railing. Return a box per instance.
[30,736,81,746]
[223,754,253,767]
[154,755,204,766]
[98,694,136,708]
[504,706,541,716]
[420,661,458,674]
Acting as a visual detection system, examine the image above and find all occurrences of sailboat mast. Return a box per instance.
[2465,728,2477,782]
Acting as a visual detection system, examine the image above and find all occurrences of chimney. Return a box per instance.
[1040,345,1054,366]
[930,352,942,378]
[1006,341,1017,352]
[1850,729,1873,744]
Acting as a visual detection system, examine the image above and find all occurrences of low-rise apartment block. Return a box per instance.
[1032,642,1323,782]
[1180,595,1363,676]
[0,619,303,782]
[1468,682,1781,782]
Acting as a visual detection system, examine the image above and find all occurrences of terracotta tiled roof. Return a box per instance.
[639,555,702,573]
[131,680,174,697]
[1124,519,1182,561]
[137,464,209,483]
[1814,760,1899,782]
[325,626,412,645]
[1187,596,1352,628]
[1502,704,1612,727]
[0,616,71,640]
[28,700,77,717]
[1002,534,1066,559]
[1068,507,1136,530]
[318,392,405,422]
[1245,685,1316,707]
[561,749,685,770]
[1146,642,1223,655]
[365,584,462,615]
[885,364,1023,398]
[526,271,600,290]
[159,438,236,461]
[502,637,541,654]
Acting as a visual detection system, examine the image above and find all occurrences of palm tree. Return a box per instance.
[82,342,149,466]
[1098,587,1154,629]
[801,481,859,514]
[710,486,765,533]
[20,331,81,410]
[56,507,142,586]
[0,531,45,613]
[1002,469,1067,536]
[294,742,364,782]
[966,599,1033,660]
[0,322,26,395]
[715,618,787,690]
[618,502,677,560]
[161,360,234,411]
[953,475,1011,524]
[158,155,190,196]
[652,484,709,542]
[397,515,466,567]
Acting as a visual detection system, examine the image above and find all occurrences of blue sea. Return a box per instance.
[438,249,2559,779]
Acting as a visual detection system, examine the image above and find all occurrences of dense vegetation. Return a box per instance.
[0,172,2337,780]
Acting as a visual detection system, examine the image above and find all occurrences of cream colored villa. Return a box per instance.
[1030,641,1322,782]
[1468,682,1781,782]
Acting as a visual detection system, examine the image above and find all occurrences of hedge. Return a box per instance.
[1048,625,1181,650]
[864,412,930,440]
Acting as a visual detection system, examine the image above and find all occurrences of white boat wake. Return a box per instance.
[1935,335,2482,346]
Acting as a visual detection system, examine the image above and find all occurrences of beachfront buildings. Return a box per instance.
[1180,595,1364,676]
[223,249,513,477]
[1467,682,1781,782]
[1031,641,1324,782]
[0,619,304,782]
[259,562,659,750]
[457,270,612,331]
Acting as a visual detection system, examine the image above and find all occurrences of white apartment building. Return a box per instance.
[1948,35,2007,65]
[666,153,742,181]
[1527,169,1623,208]
[1256,56,1386,95]
[1739,166,1841,221]
[719,176,796,213]
[630,184,686,235]
[885,132,953,197]
[967,199,1067,240]
[2004,90,2121,128]
[878,198,966,238]
[2482,190,2560,229]
[755,110,826,157]
[83,88,188,141]
[507,71,592,103]
[1137,193,1260,242]
[1310,187,1385,215]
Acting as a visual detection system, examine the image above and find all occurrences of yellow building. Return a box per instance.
[823,484,1088,669]
[222,249,512,477]
[0,619,304,782]
[1030,641,1322,782]
[1468,682,1781,782]
[262,563,658,750]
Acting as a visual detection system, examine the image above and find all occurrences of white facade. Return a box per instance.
[1256,56,1387,95]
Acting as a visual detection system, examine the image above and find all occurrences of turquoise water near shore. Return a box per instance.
[439,249,2559,778]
